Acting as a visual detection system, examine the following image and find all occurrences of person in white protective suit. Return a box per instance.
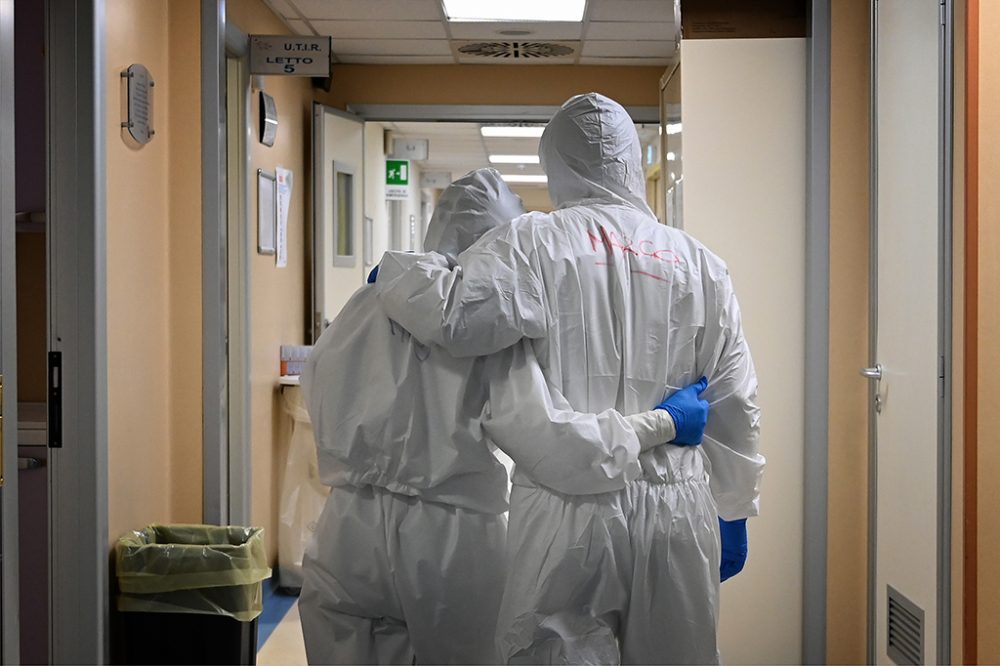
[299,167,703,665]
[373,94,766,664]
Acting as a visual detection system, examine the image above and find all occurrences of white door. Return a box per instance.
[869,1,951,663]
[0,0,19,661]
[312,104,365,340]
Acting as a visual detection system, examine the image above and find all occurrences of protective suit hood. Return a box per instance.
[540,93,652,212]
[423,168,524,264]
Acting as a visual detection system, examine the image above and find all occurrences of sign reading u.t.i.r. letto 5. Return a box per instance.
[250,35,332,76]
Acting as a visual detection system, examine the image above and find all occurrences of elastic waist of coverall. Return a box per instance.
[511,443,708,493]
[636,444,708,486]
[318,455,510,515]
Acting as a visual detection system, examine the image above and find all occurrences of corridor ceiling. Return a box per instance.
[384,121,544,182]
[261,0,677,65]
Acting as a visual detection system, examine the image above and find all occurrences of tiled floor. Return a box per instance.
[257,583,307,666]
[258,600,307,666]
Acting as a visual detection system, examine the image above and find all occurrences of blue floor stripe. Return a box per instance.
[257,577,299,651]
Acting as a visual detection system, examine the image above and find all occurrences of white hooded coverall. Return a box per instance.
[300,168,677,665]
[375,95,765,664]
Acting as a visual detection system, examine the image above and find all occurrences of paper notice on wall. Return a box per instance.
[275,167,293,268]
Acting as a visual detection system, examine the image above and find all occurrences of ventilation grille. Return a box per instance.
[887,586,924,666]
[451,40,577,63]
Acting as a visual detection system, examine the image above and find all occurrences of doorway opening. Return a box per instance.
[13,0,49,662]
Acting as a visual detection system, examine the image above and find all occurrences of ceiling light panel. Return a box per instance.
[489,155,540,164]
[448,21,584,40]
[443,0,586,23]
[502,174,548,184]
[481,126,546,138]
[500,173,549,185]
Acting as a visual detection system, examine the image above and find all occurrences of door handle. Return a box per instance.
[860,364,883,380]
[860,364,884,413]
[18,457,45,470]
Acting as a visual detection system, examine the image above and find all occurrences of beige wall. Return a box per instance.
[978,2,1000,660]
[227,0,314,564]
[167,0,205,528]
[511,186,553,213]
[318,64,663,110]
[826,2,870,663]
[104,0,314,563]
[106,0,179,542]
[682,38,806,664]
[106,0,206,541]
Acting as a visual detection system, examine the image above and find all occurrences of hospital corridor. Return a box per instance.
[0,0,998,664]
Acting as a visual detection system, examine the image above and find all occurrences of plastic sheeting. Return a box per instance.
[115,525,271,621]
[278,387,329,590]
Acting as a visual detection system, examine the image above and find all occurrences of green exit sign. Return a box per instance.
[386,159,410,200]
[386,159,409,185]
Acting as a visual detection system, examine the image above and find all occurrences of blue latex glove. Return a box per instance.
[367,265,379,284]
[719,517,748,582]
[655,377,709,445]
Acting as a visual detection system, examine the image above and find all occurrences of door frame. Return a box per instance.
[0,0,20,662]
[937,3,955,662]
[348,103,660,124]
[803,1,832,663]
[223,21,253,528]
[866,1,955,662]
[47,0,110,662]
[202,0,229,526]
[203,0,254,527]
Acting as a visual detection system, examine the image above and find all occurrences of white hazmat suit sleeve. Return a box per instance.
[482,343,663,495]
[699,272,765,520]
[375,221,547,358]
[624,410,677,451]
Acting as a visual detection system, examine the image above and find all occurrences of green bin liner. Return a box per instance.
[115,524,272,622]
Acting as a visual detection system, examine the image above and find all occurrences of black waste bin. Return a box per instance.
[114,524,272,665]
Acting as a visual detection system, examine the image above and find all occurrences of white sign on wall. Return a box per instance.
[420,171,453,189]
[250,35,331,76]
[390,138,429,161]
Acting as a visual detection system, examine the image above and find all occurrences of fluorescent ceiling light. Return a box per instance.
[443,0,586,22]
[666,123,683,135]
[501,174,548,184]
[666,152,676,161]
[481,126,545,138]
[489,154,540,164]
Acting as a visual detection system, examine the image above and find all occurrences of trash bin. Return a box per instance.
[114,524,272,665]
